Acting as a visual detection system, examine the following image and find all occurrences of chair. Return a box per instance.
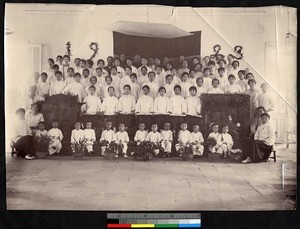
[286,130,296,148]
[266,146,276,162]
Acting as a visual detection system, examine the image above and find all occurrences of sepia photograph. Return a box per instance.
[4,4,297,211]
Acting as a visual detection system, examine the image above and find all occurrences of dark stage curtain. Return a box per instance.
[113,31,201,58]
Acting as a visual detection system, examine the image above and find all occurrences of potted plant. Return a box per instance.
[133,141,156,161]
[105,141,118,160]
[34,134,51,158]
[71,139,87,158]
[179,143,194,161]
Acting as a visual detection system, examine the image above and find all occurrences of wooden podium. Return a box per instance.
[200,94,251,138]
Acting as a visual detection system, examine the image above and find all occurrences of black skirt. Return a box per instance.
[14,135,36,158]
[251,140,272,163]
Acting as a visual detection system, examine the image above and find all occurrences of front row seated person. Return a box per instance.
[242,112,275,163]
[11,108,36,160]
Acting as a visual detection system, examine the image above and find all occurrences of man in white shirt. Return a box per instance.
[118,85,136,128]
[81,86,101,115]
[135,85,154,130]
[49,71,66,96]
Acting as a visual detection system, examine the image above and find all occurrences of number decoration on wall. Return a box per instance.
[89,42,99,60]
[210,44,224,60]
[65,42,71,56]
[233,45,244,60]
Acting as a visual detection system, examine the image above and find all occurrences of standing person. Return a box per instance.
[208,79,225,94]
[81,85,102,115]
[101,86,119,128]
[179,72,193,99]
[118,84,136,128]
[135,85,154,129]
[65,67,75,85]
[141,71,159,99]
[62,72,87,103]
[153,87,170,130]
[128,73,141,101]
[202,67,213,91]
[244,79,260,122]
[185,86,201,129]
[49,71,66,96]
[169,85,187,133]
[164,75,175,98]
[11,108,36,159]
[137,66,149,87]
[216,67,229,90]
[37,72,50,99]
[224,74,243,94]
[255,83,274,113]
[195,77,207,97]
[242,113,275,163]
[138,58,152,76]
[104,56,114,75]
[236,70,248,92]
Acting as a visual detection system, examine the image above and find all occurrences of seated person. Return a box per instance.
[83,121,96,156]
[115,123,129,158]
[175,122,192,154]
[190,124,204,156]
[160,122,173,157]
[11,108,36,160]
[146,123,162,155]
[25,102,44,132]
[216,124,234,159]
[47,121,64,155]
[242,113,275,163]
[134,122,148,147]
[99,121,116,156]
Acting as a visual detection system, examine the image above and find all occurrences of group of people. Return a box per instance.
[12,53,276,163]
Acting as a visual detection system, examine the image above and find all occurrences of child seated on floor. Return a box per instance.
[83,121,96,156]
[160,122,173,158]
[216,124,234,159]
[190,124,204,156]
[81,85,102,115]
[35,121,48,138]
[134,123,148,145]
[70,121,84,149]
[208,78,225,94]
[47,121,64,155]
[115,123,129,158]
[146,123,162,155]
[207,123,220,153]
[175,122,192,154]
[99,121,116,156]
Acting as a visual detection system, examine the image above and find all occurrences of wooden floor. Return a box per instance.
[6,144,296,210]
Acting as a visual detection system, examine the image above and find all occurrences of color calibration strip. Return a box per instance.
[107,213,201,228]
